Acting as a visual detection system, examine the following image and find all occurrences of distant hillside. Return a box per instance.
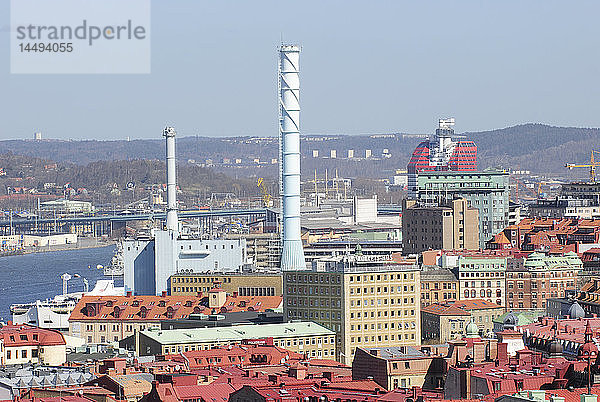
[467,124,600,175]
[1,124,598,179]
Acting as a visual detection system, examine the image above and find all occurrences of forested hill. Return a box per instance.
[1,124,598,177]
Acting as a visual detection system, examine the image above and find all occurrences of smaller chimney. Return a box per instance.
[162,291,167,298]
[126,291,132,298]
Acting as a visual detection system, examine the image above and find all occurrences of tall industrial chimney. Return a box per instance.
[163,127,178,232]
[279,44,306,271]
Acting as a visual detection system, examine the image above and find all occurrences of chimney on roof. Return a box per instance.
[126,291,132,297]
[162,291,167,298]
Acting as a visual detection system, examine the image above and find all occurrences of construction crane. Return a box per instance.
[565,150,600,182]
[257,178,273,207]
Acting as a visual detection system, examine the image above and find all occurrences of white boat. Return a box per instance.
[10,279,124,330]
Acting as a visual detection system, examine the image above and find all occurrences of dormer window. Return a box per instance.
[185,301,192,307]
[132,300,140,307]
[106,301,113,307]
[159,300,166,307]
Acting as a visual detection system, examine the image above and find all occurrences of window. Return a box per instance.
[21,350,27,358]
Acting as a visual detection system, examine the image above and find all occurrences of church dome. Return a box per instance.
[503,312,518,329]
[466,320,480,338]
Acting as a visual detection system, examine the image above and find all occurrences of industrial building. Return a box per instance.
[407,119,477,195]
[123,128,250,296]
[283,254,421,364]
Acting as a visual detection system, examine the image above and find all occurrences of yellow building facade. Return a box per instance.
[283,256,421,364]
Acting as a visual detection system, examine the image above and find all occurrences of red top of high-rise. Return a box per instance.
[407,139,477,174]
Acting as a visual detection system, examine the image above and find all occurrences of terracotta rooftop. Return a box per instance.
[0,324,65,347]
[69,293,282,321]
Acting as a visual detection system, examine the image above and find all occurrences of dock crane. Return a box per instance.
[565,150,600,182]
[257,178,273,207]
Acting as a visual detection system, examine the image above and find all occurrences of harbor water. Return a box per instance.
[0,245,121,321]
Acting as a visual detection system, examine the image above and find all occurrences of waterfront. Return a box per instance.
[0,245,121,321]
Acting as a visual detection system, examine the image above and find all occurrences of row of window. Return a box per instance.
[349,285,416,294]
[350,332,416,343]
[349,297,415,307]
[463,289,502,298]
[350,321,416,331]
[460,271,504,277]
[172,276,234,283]
[463,281,502,288]
[5,349,38,360]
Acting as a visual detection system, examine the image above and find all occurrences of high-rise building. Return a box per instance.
[407,119,477,195]
[283,255,421,364]
[402,198,479,255]
[416,169,510,248]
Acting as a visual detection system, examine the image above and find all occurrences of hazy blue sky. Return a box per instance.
[1,1,600,140]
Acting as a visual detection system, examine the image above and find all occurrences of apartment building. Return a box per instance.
[421,299,504,343]
[283,255,421,364]
[457,255,507,306]
[69,291,281,344]
[0,324,66,366]
[352,346,447,390]
[420,268,459,307]
[170,273,282,297]
[506,252,580,310]
[402,198,479,255]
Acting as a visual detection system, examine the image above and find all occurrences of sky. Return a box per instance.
[1,0,600,140]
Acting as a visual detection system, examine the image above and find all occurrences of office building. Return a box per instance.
[402,198,479,255]
[283,255,421,364]
[170,273,283,297]
[130,321,335,357]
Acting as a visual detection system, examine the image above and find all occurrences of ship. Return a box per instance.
[10,279,123,330]
[104,243,124,276]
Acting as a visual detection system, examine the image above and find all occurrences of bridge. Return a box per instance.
[0,208,270,236]
[0,205,401,237]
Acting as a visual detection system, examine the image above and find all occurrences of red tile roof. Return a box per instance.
[69,293,282,321]
[421,303,471,316]
[0,324,65,347]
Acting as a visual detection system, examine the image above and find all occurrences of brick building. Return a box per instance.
[506,252,580,310]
